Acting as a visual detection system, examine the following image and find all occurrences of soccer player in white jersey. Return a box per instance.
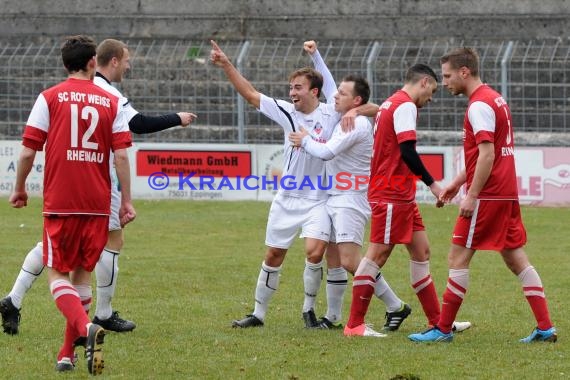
[0,39,197,335]
[210,39,349,328]
[287,42,411,333]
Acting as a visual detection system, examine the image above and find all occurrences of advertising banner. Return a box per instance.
[453,147,570,206]
[515,148,570,205]
[0,141,44,197]
[132,143,257,201]
[1,141,569,206]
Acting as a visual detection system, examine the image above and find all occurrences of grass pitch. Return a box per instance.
[0,199,568,379]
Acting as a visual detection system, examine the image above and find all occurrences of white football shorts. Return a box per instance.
[265,193,331,249]
[109,168,121,231]
[326,193,370,246]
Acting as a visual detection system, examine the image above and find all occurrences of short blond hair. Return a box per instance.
[96,39,128,67]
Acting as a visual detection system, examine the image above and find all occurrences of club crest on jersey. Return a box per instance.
[313,122,322,135]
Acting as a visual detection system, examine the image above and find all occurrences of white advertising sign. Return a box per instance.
[0,141,44,197]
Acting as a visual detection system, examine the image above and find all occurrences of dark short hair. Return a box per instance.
[61,35,97,73]
[440,47,480,77]
[342,74,370,105]
[405,63,439,84]
[289,67,324,98]
[97,39,128,67]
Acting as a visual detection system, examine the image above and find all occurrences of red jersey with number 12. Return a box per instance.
[464,85,518,199]
[22,78,132,215]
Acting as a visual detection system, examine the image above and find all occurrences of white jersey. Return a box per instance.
[94,74,139,122]
[94,73,136,229]
[302,115,373,195]
[259,94,341,200]
[93,74,135,168]
[311,50,337,106]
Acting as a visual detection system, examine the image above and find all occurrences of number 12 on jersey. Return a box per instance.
[70,104,99,150]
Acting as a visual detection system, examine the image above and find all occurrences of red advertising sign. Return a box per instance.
[419,153,444,181]
[136,150,252,177]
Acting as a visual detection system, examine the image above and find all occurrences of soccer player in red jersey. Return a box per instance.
[0,38,196,336]
[8,35,136,373]
[344,64,454,337]
[409,47,557,343]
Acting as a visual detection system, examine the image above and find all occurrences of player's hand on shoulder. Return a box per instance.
[178,112,197,127]
[303,41,317,55]
[341,109,357,132]
[9,190,28,208]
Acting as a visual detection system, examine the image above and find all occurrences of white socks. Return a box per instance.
[8,242,44,309]
[302,259,323,312]
[374,273,404,313]
[94,248,119,320]
[325,267,348,323]
[252,262,281,321]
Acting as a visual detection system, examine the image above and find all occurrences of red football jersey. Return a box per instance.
[463,85,518,199]
[369,90,419,202]
[22,78,132,214]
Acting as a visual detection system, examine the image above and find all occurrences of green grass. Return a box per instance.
[0,199,568,379]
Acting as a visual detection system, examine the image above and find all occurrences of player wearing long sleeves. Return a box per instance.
[1,39,197,336]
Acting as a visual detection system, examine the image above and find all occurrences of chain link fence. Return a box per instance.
[1,38,568,145]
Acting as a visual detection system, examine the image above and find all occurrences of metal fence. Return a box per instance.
[1,38,568,145]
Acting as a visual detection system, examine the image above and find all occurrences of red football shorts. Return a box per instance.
[452,199,527,250]
[369,200,425,244]
[43,214,109,273]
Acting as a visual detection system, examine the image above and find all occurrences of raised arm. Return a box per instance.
[210,40,261,109]
[304,40,336,103]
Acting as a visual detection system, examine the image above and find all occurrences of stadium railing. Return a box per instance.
[0,38,568,145]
